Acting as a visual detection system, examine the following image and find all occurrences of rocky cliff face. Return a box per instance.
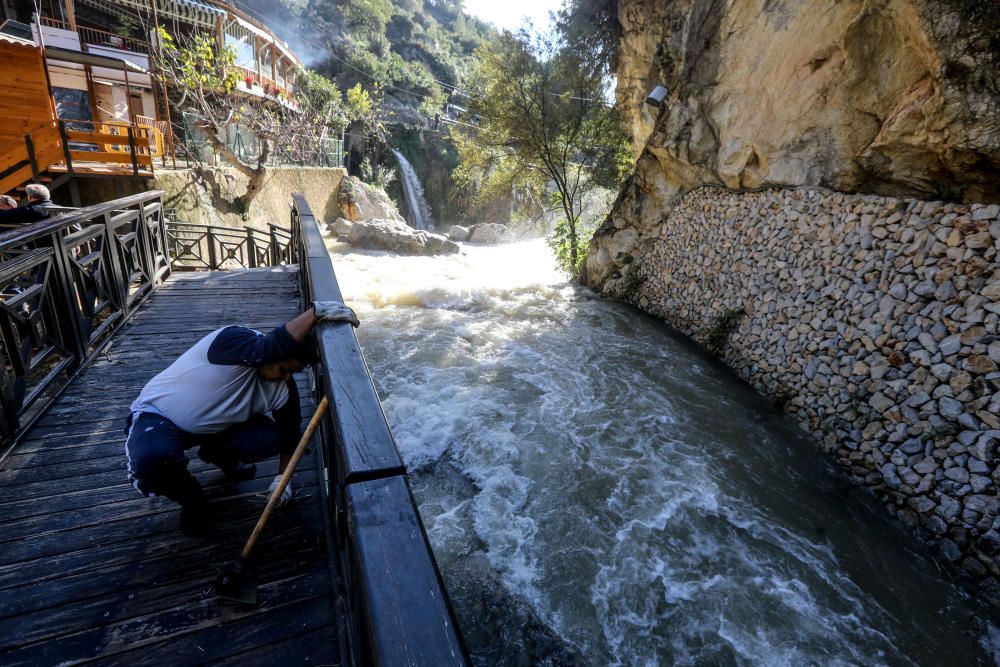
[587,0,1000,290]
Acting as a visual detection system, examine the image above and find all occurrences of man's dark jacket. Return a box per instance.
[0,199,52,224]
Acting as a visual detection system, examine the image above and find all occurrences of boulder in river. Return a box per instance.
[447,225,471,241]
[467,223,510,244]
[337,176,405,223]
[331,217,459,256]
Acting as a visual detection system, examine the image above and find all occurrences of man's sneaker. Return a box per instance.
[180,502,213,537]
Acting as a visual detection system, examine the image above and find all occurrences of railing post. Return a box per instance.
[126,127,139,176]
[135,199,158,298]
[25,134,39,182]
[102,210,129,313]
[246,227,257,268]
[49,229,88,363]
[159,203,172,281]
[58,121,74,175]
[207,228,218,270]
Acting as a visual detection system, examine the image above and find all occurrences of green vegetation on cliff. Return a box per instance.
[240,0,493,117]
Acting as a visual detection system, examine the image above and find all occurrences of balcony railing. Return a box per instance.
[36,17,148,54]
[78,25,149,54]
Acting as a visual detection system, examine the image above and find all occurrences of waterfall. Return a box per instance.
[391,149,433,231]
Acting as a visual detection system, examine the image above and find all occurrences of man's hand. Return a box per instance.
[314,301,360,327]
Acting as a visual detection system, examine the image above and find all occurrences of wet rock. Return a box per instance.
[337,176,405,223]
[938,397,964,419]
[447,225,471,241]
[979,530,1000,557]
[333,217,459,255]
[938,495,962,519]
[944,467,970,484]
[467,223,511,245]
[937,539,962,562]
[443,554,588,666]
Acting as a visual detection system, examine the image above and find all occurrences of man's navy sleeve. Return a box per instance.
[207,325,299,366]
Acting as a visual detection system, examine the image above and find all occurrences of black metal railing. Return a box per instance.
[0,191,170,453]
[167,221,296,270]
[292,194,469,666]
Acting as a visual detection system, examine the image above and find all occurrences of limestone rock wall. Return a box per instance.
[590,0,1000,291]
[619,185,1000,592]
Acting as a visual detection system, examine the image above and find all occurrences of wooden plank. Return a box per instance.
[0,141,28,173]
[0,523,327,647]
[0,163,34,195]
[94,597,337,667]
[347,476,467,665]
[0,572,331,666]
[64,130,140,144]
[0,456,317,522]
[212,626,341,667]
[0,478,322,590]
[0,265,342,664]
[68,150,154,166]
[0,476,320,566]
[0,517,323,620]
[0,450,303,501]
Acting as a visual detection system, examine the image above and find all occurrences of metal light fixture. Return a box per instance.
[645,85,670,107]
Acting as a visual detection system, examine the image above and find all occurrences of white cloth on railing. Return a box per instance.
[313,301,360,327]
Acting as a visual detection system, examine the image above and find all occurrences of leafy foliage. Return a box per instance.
[704,308,745,353]
[454,30,631,275]
[241,0,494,114]
[557,0,620,75]
[154,28,349,208]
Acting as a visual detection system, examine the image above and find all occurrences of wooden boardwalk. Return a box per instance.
[0,267,343,665]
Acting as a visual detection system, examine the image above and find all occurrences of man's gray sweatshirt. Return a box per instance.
[130,325,298,434]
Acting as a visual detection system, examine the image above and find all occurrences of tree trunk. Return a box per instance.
[200,124,268,210]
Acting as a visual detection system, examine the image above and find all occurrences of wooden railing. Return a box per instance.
[0,120,155,196]
[292,194,469,665]
[0,191,169,453]
[37,16,149,54]
[0,123,63,196]
[77,25,149,54]
[61,120,155,172]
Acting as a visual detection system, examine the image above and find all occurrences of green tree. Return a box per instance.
[154,29,349,210]
[454,30,629,274]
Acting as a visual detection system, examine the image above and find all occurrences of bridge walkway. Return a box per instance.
[0,266,342,665]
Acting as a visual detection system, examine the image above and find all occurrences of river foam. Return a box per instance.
[328,238,995,666]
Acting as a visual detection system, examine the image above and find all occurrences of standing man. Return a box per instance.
[0,184,54,224]
[125,303,357,536]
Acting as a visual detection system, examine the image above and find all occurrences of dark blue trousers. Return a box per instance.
[124,379,301,507]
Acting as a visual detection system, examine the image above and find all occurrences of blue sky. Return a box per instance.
[462,0,562,33]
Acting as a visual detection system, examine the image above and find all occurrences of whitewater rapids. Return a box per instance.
[328,238,996,666]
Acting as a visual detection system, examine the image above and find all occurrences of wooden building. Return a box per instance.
[0,0,307,202]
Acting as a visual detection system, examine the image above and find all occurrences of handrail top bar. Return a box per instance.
[0,191,166,250]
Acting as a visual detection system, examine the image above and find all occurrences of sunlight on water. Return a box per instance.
[327,237,995,666]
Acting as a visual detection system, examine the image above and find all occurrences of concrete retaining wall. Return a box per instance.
[153,166,346,230]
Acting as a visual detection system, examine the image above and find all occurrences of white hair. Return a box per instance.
[25,184,50,202]
[0,195,15,208]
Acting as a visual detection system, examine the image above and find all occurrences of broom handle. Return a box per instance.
[241,395,329,559]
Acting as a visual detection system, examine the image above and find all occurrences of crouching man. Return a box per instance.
[125,307,325,536]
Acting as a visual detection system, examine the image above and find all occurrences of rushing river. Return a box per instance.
[328,238,997,666]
